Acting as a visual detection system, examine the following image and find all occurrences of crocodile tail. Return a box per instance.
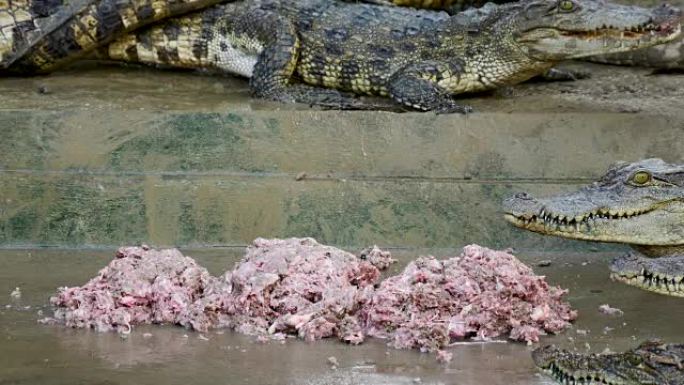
[97,3,264,77]
[587,36,684,70]
[6,0,229,74]
[101,6,226,72]
[0,0,94,69]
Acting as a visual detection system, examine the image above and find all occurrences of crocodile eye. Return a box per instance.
[626,355,643,365]
[559,0,575,11]
[631,171,652,185]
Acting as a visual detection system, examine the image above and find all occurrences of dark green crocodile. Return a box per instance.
[88,0,681,112]
[503,159,684,297]
[533,340,684,385]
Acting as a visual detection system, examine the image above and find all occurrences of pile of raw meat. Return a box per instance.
[43,238,577,357]
[182,238,391,343]
[46,246,215,333]
[362,245,577,353]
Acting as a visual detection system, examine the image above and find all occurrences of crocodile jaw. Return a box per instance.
[503,199,684,246]
[609,254,684,297]
[533,341,684,385]
[519,23,681,60]
[532,346,640,385]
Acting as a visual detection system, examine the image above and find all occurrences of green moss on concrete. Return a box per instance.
[0,112,61,170]
[108,113,269,172]
[283,184,374,246]
[42,181,147,246]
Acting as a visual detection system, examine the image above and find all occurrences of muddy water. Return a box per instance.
[2,248,683,385]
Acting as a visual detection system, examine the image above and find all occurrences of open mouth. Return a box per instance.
[504,205,654,233]
[559,19,681,40]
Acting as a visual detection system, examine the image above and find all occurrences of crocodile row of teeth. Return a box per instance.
[611,270,684,296]
[544,363,615,385]
[598,23,663,32]
[574,29,657,40]
[589,20,663,32]
[515,207,650,230]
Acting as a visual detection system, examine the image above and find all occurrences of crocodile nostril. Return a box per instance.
[514,192,533,200]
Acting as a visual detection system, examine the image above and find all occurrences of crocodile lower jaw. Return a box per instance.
[539,364,625,385]
[610,272,684,297]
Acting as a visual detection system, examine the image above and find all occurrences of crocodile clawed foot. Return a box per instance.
[314,95,405,112]
[434,101,473,114]
[539,67,592,82]
[261,87,391,111]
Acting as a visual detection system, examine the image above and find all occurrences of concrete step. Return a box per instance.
[1,64,683,250]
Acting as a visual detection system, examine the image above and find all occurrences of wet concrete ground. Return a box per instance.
[2,248,683,385]
[0,61,682,114]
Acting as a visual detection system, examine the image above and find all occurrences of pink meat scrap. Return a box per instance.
[362,245,577,352]
[183,237,386,344]
[46,246,215,333]
[358,245,396,270]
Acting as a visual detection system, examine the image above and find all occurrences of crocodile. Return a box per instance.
[83,0,681,112]
[503,159,684,297]
[378,0,684,69]
[533,340,684,385]
[0,0,228,71]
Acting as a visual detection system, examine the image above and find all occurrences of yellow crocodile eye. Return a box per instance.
[631,171,651,185]
[559,0,575,11]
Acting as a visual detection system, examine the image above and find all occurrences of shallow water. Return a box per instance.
[2,248,683,385]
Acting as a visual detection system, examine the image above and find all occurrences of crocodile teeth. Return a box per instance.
[612,269,684,297]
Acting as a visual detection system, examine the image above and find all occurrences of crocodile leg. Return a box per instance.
[241,9,365,109]
[387,60,473,113]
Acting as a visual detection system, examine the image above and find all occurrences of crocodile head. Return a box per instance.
[533,341,684,385]
[503,159,684,296]
[503,159,684,251]
[487,0,682,61]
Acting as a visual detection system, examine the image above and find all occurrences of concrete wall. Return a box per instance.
[1,66,683,250]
